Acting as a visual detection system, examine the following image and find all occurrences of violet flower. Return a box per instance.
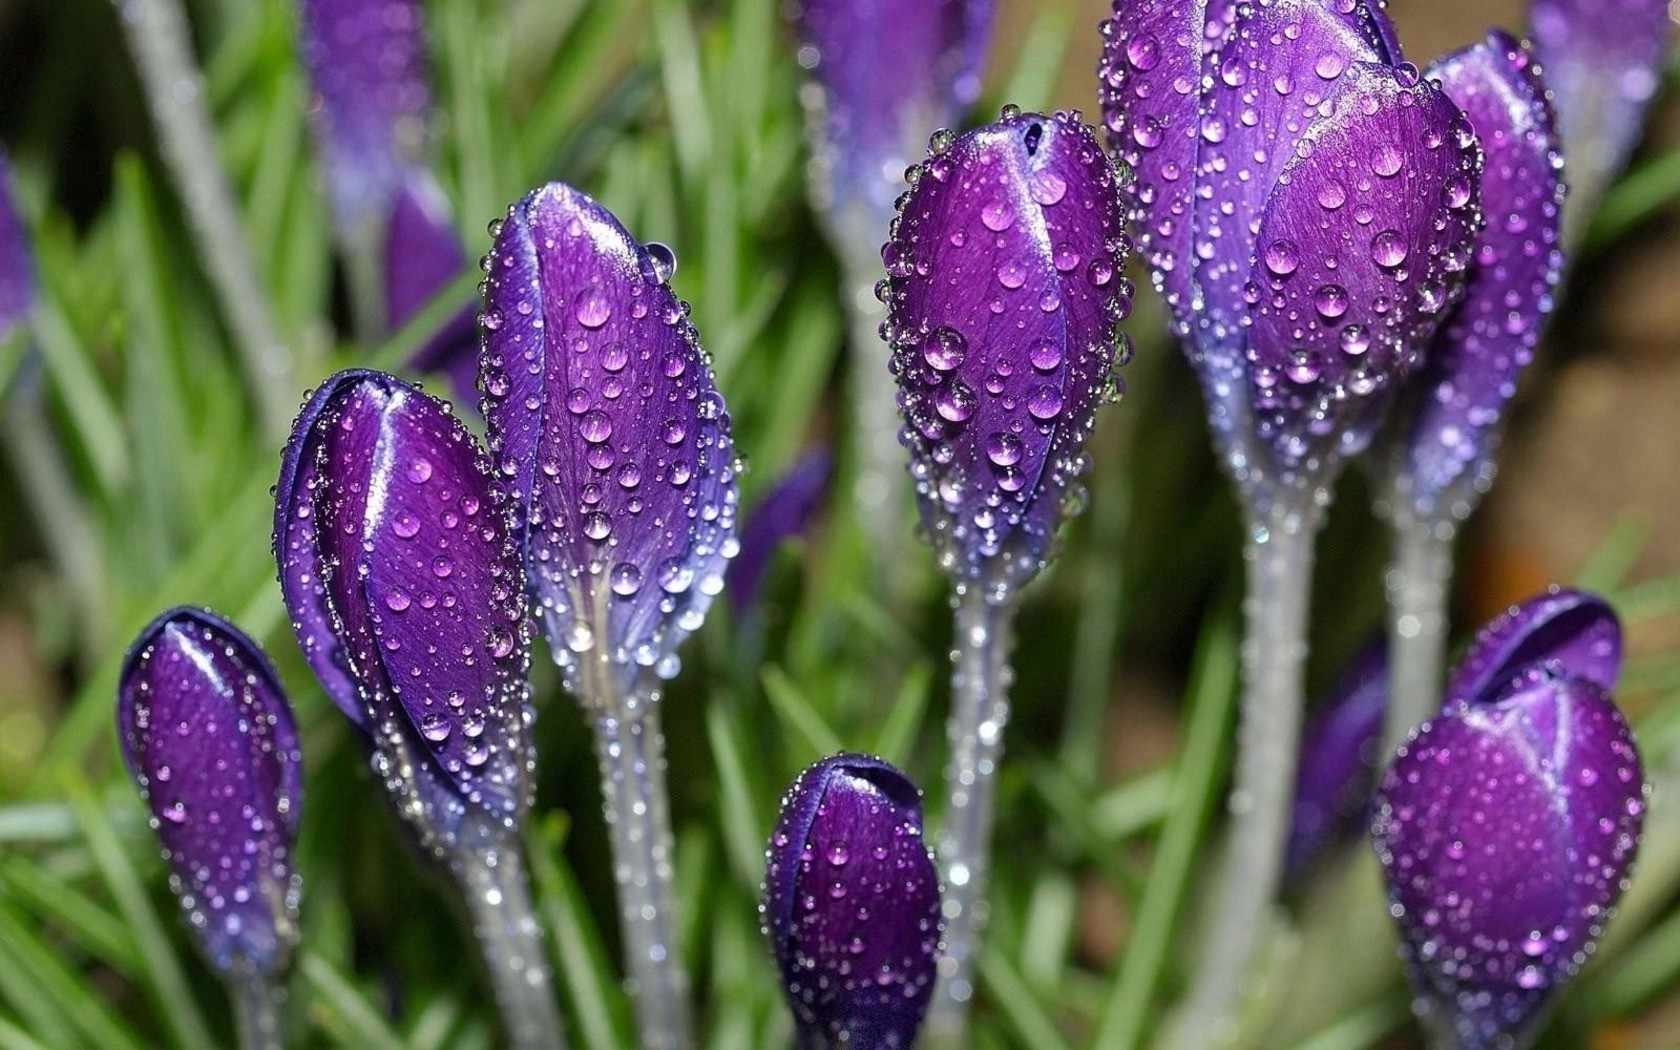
[0,148,34,342]
[482,181,741,1050]
[1376,32,1567,753]
[1372,591,1642,1050]
[274,368,564,1050]
[762,754,942,1050]
[1098,2,1481,1034]
[1530,0,1674,240]
[727,448,834,618]
[298,0,476,396]
[1286,643,1388,878]
[118,607,302,1050]
[880,106,1131,1037]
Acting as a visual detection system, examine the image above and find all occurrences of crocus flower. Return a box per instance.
[726,448,833,618]
[298,0,476,396]
[117,606,303,978]
[0,147,34,342]
[1530,0,1673,235]
[274,368,533,856]
[1372,590,1643,1049]
[1286,643,1388,877]
[763,754,942,1050]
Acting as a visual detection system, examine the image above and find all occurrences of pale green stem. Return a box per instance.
[1170,500,1319,1049]
[116,0,292,437]
[1382,521,1455,756]
[230,970,284,1050]
[453,823,568,1050]
[924,586,1018,1046]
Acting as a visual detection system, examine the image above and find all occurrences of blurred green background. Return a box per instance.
[1,0,1679,1046]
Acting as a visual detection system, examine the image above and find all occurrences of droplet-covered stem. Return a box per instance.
[1172,503,1319,1048]
[840,250,913,606]
[1382,521,1455,756]
[454,820,567,1050]
[925,586,1017,1045]
[230,970,285,1050]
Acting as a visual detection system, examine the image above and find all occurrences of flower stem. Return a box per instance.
[587,675,693,1050]
[1382,521,1455,756]
[840,257,913,605]
[454,822,568,1050]
[230,970,284,1050]
[1171,501,1318,1048]
[925,585,1018,1046]
[116,0,292,438]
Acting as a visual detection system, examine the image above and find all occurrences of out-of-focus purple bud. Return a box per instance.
[117,607,303,976]
[727,449,833,618]
[1445,586,1622,712]
[480,183,740,694]
[1287,643,1387,876]
[795,0,996,228]
[274,369,533,856]
[762,754,942,1050]
[1372,665,1644,1048]
[1382,33,1565,527]
[385,171,477,401]
[0,148,35,342]
[882,109,1132,589]
[1530,0,1673,225]
[1100,0,1481,499]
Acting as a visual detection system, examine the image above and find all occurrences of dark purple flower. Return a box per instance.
[1099,0,1481,499]
[882,109,1131,588]
[795,0,996,226]
[385,171,477,400]
[1444,587,1622,715]
[727,448,834,618]
[274,368,533,856]
[762,753,942,1050]
[117,607,303,976]
[1287,642,1388,876]
[1372,666,1644,1048]
[0,147,35,342]
[1530,0,1673,222]
[1381,32,1565,526]
[480,182,740,693]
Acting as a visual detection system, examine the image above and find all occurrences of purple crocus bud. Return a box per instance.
[882,109,1132,589]
[762,754,942,1050]
[1287,643,1388,876]
[274,369,533,856]
[117,607,303,976]
[1100,0,1481,498]
[480,182,740,693]
[1445,587,1622,712]
[1372,666,1645,1048]
[1382,32,1565,527]
[385,171,478,400]
[1530,0,1673,226]
[727,448,834,618]
[0,147,35,342]
[795,0,996,229]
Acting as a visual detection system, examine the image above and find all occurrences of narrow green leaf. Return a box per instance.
[761,666,844,759]
[526,814,631,1050]
[978,942,1075,1050]
[298,952,409,1050]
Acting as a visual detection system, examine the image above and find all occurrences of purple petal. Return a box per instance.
[726,448,834,618]
[1246,64,1481,478]
[882,110,1132,587]
[480,183,740,693]
[1372,667,1645,1048]
[1530,0,1672,216]
[1386,32,1565,524]
[275,369,533,855]
[796,0,995,221]
[762,753,942,1049]
[1287,642,1388,876]
[298,0,432,237]
[1445,587,1622,708]
[0,148,36,342]
[117,607,302,976]
[384,171,477,404]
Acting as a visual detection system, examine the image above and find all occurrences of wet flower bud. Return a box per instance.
[882,109,1132,589]
[1372,589,1642,1048]
[274,369,533,856]
[480,182,740,695]
[1381,32,1565,527]
[762,754,942,1050]
[117,607,303,977]
[727,448,833,618]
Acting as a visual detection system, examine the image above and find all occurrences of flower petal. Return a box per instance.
[1287,641,1387,875]
[0,148,35,342]
[727,448,833,618]
[1445,587,1621,707]
[883,110,1131,587]
[481,183,740,693]
[385,171,477,405]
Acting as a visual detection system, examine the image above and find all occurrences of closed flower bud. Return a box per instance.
[882,108,1132,589]
[762,754,942,1050]
[117,607,303,977]
[274,368,533,856]
[480,182,740,695]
